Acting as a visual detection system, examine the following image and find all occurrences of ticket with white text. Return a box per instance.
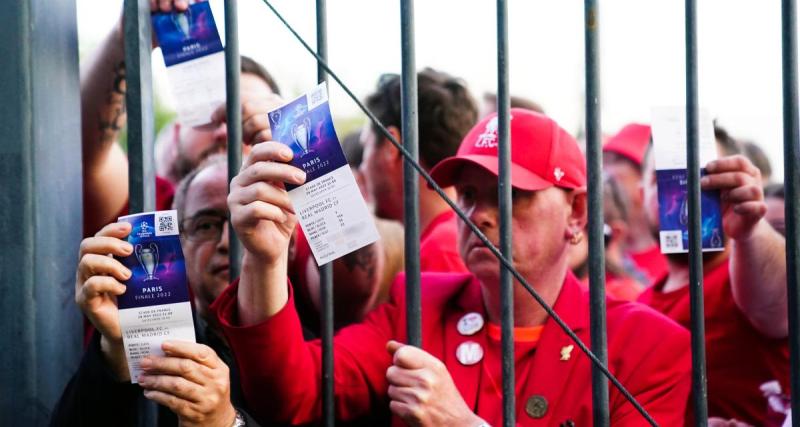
[268,83,379,265]
[116,210,195,383]
[152,1,226,127]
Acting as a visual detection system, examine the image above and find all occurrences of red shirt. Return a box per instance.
[628,243,668,285]
[419,210,468,273]
[212,272,690,426]
[637,259,790,425]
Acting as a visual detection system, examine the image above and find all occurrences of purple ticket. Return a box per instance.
[116,210,195,383]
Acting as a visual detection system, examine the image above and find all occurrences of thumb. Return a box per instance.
[386,340,404,356]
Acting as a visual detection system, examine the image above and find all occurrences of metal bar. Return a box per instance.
[684,0,708,424]
[400,0,421,347]
[224,0,243,280]
[257,3,656,422]
[496,0,514,425]
[123,0,157,425]
[583,1,609,425]
[124,0,155,214]
[0,0,83,422]
[315,1,334,426]
[781,0,800,424]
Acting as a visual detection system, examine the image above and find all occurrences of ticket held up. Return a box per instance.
[268,83,379,265]
[651,106,724,254]
[152,2,226,127]
[116,210,195,383]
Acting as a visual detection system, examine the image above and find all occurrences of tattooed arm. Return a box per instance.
[81,22,130,236]
[299,218,405,328]
[81,2,189,236]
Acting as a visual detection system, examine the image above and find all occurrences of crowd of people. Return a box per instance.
[51,1,791,426]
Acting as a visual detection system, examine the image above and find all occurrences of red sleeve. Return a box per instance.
[211,278,401,425]
[607,304,692,426]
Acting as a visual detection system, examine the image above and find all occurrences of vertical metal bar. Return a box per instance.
[685,0,708,424]
[0,0,83,422]
[583,1,609,425]
[496,1,514,425]
[124,0,155,214]
[781,0,800,423]
[124,0,157,425]
[400,0,421,347]
[225,0,243,280]
[315,1,334,426]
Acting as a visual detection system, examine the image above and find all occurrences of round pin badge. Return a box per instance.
[525,395,548,419]
[455,341,484,366]
[457,312,485,336]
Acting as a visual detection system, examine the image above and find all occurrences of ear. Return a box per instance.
[564,188,588,240]
[382,126,404,166]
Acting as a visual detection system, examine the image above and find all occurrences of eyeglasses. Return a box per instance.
[180,211,228,243]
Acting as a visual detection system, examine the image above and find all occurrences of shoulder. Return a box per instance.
[388,272,475,307]
[608,298,688,339]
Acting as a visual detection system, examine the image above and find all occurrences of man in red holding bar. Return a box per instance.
[212,109,692,426]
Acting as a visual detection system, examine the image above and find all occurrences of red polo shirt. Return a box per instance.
[637,258,790,425]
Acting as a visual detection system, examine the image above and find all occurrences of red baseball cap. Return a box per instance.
[430,108,586,191]
[603,123,651,166]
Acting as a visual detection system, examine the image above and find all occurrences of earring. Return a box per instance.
[569,230,583,245]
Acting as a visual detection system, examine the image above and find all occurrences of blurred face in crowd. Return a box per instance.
[180,162,230,320]
[359,125,403,220]
[642,149,661,239]
[603,152,643,221]
[454,165,585,286]
[178,72,275,173]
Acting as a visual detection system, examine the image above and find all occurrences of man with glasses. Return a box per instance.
[52,155,258,427]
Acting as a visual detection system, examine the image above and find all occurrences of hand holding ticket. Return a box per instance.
[267,83,379,265]
[115,210,196,383]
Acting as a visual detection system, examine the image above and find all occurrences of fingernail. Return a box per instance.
[138,375,148,385]
[140,357,152,369]
[281,147,294,158]
[294,171,306,183]
[161,341,173,351]
[123,269,132,279]
[700,177,709,185]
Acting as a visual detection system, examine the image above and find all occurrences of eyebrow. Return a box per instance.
[184,208,228,220]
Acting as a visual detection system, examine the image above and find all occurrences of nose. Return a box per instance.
[217,220,230,253]
[213,122,228,143]
[466,199,498,232]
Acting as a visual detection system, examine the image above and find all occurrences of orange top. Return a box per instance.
[487,323,544,343]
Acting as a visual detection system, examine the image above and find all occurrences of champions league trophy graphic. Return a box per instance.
[710,228,722,248]
[135,243,160,281]
[171,8,192,40]
[292,117,313,156]
[679,194,689,226]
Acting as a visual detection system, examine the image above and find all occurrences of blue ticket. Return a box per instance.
[268,83,379,265]
[152,1,226,127]
[652,107,725,254]
[116,210,195,383]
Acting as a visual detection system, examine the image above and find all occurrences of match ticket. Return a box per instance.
[651,106,724,254]
[152,1,226,127]
[268,82,379,265]
[116,210,195,383]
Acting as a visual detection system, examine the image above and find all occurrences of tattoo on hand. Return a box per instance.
[98,61,127,144]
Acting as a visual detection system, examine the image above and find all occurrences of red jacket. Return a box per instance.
[213,272,690,426]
